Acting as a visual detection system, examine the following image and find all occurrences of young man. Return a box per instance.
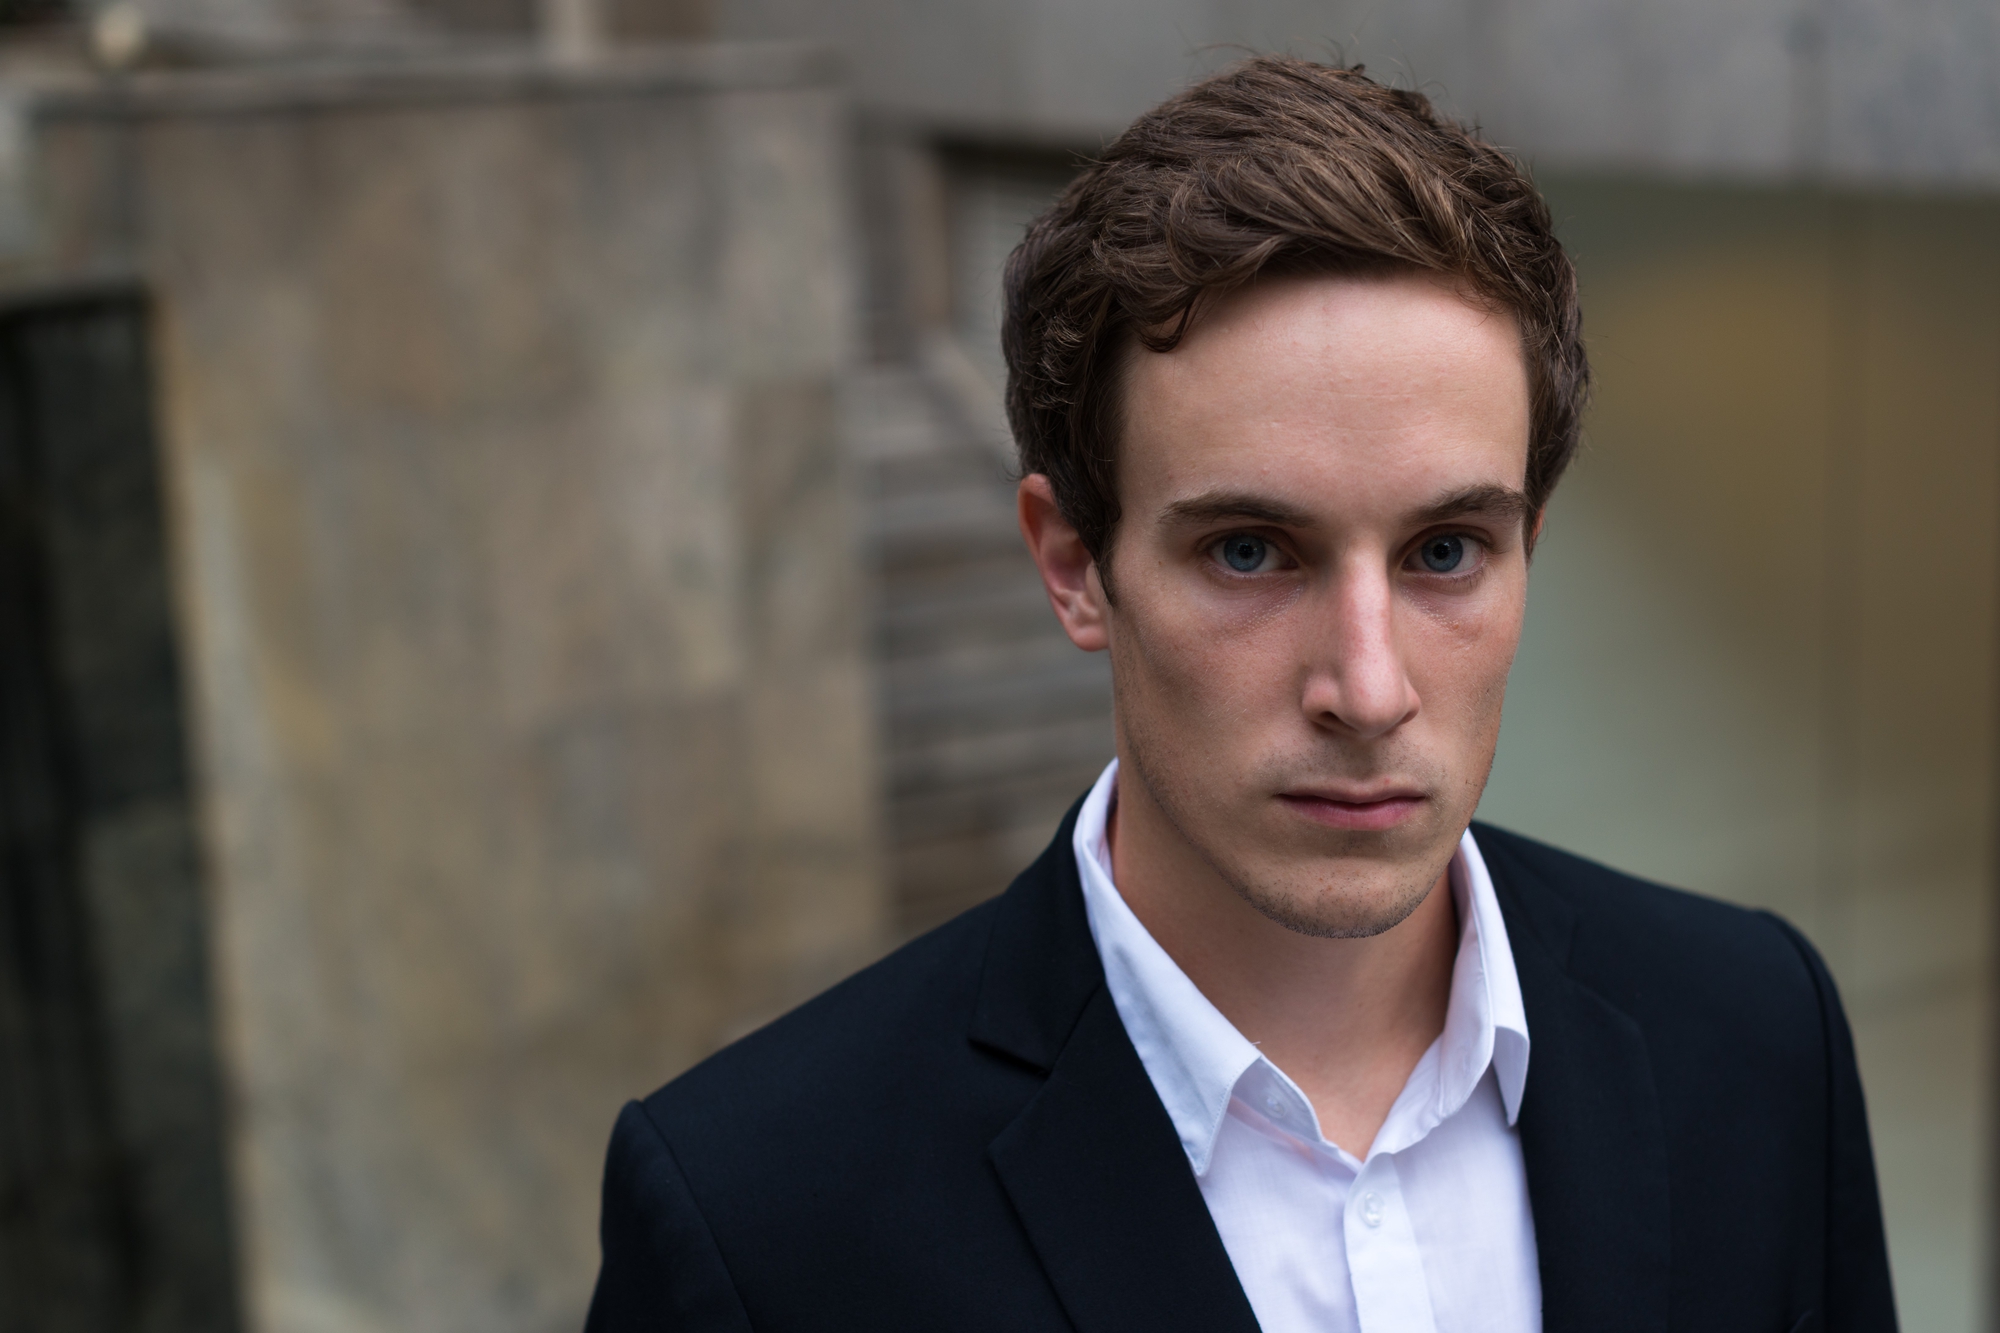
[587,59,1895,1333]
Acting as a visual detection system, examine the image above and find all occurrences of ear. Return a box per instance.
[1526,506,1547,558]
[1018,474,1110,652]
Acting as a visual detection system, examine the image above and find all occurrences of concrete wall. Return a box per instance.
[12,46,883,1332]
[1479,180,2000,1330]
[718,0,2000,189]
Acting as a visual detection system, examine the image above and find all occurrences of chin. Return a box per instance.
[1227,858,1448,940]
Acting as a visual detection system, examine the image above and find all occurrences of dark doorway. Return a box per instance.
[0,291,237,1333]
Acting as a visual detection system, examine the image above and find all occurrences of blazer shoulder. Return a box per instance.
[1472,821,1828,1033]
[639,892,1008,1139]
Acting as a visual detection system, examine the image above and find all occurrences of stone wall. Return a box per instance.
[12,44,884,1332]
[94,0,2000,187]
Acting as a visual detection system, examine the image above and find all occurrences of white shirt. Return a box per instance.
[1073,759,1541,1333]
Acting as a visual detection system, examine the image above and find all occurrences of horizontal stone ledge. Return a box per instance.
[18,40,843,123]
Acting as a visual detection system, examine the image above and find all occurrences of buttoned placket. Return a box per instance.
[1346,1154,1437,1332]
[1234,1057,1443,1333]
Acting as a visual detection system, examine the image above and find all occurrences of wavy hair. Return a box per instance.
[1002,57,1588,576]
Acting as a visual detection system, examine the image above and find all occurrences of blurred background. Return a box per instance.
[0,0,1992,1329]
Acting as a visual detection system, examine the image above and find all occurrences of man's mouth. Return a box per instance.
[1275,788,1427,831]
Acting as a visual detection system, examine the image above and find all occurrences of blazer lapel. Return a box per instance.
[988,987,1262,1333]
[972,807,1262,1333]
[1480,829,1671,1333]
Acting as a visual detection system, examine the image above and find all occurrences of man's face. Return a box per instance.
[1055,271,1533,938]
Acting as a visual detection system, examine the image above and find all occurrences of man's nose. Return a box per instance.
[1299,559,1420,740]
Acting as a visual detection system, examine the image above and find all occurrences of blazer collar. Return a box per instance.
[971,801,1262,1333]
[967,800,1104,1071]
[1475,823,1672,1333]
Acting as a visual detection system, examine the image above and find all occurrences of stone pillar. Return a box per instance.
[16,44,884,1332]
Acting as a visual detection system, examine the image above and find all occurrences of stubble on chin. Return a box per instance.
[1227,852,1450,940]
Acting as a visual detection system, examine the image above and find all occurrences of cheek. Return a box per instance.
[1109,610,1272,762]
[1115,578,1299,705]
[1404,584,1525,720]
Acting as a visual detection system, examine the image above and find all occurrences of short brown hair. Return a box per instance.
[1002,56,1587,570]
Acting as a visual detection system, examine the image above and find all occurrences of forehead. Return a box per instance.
[1118,271,1532,519]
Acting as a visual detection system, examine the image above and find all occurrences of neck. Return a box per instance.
[1107,769,1460,1159]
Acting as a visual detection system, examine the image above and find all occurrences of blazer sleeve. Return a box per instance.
[1765,914,1899,1333]
[584,1100,755,1333]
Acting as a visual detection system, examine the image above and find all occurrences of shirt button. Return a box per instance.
[1263,1093,1284,1118]
[1360,1192,1384,1228]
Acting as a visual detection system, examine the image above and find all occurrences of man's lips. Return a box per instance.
[1276,789,1427,831]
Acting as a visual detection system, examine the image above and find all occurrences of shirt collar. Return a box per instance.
[1446,816,1531,1127]
[1073,758,1531,1175]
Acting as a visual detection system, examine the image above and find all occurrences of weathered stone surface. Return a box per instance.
[15,45,882,1333]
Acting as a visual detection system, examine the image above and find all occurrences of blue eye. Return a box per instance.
[1220,535,1269,572]
[1419,534,1466,572]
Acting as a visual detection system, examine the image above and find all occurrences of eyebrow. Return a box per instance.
[1158,483,1532,531]
[1158,492,1318,527]
[1411,484,1532,529]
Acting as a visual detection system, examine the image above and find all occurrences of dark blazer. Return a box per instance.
[586,811,1897,1333]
